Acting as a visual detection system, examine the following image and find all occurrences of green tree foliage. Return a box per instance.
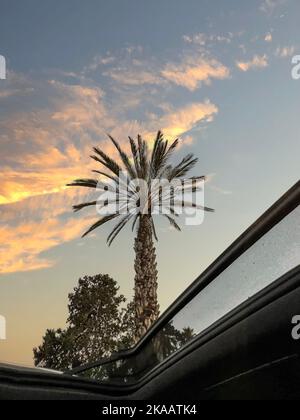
[33,274,197,377]
[33,274,135,370]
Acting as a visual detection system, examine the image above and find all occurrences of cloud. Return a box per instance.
[0,188,86,222]
[103,68,163,86]
[180,135,194,147]
[183,33,234,46]
[0,88,32,99]
[275,46,295,58]
[154,101,218,138]
[0,45,221,274]
[209,185,233,195]
[86,54,116,72]
[161,57,230,91]
[99,43,230,92]
[265,33,273,42]
[105,57,230,92]
[0,70,34,99]
[0,215,94,274]
[0,72,219,206]
[236,55,269,72]
[0,175,97,274]
[260,0,287,14]
[0,80,117,206]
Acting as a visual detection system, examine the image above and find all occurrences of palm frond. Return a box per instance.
[150,131,168,178]
[151,130,164,161]
[160,164,173,179]
[173,176,206,194]
[166,138,179,155]
[82,213,119,238]
[73,201,97,213]
[129,136,141,178]
[107,134,136,179]
[166,206,179,217]
[67,179,98,189]
[107,214,133,246]
[90,155,119,177]
[92,146,121,176]
[157,138,180,177]
[137,135,149,180]
[164,215,181,231]
[167,154,198,180]
[172,201,215,212]
[131,213,140,232]
[151,217,158,241]
[68,131,213,245]
[91,170,117,182]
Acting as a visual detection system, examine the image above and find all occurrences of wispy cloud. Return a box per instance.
[236,54,269,72]
[0,214,94,274]
[275,46,296,57]
[183,32,234,46]
[0,34,226,274]
[0,70,34,99]
[265,33,273,42]
[99,42,230,92]
[161,57,230,91]
[103,67,163,86]
[260,0,287,14]
[156,101,218,138]
[0,80,113,205]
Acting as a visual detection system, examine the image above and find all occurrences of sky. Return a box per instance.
[0,0,299,366]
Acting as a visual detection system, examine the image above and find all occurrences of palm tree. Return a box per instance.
[67,131,213,341]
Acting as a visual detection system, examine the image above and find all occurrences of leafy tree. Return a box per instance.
[33,274,135,370]
[67,131,213,339]
[33,328,76,371]
[33,274,197,377]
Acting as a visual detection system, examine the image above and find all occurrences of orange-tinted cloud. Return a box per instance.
[161,58,230,91]
[0,215,94,274]
[0,64,220,274]
[236,55,268,72]
[0,80,116,205]
[103,68,163,86]
[156,101,218,138]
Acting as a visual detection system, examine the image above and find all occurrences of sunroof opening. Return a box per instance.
[72,199,300,384]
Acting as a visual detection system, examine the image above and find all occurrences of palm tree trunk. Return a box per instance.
[134,215,159,341]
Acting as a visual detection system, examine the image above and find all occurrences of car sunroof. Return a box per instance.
[68,182,300,385]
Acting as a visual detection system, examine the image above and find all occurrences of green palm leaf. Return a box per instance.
[151,218,158,241]
[91,147,121,176]
[73,201,97,212]
[129,136,141,178]
[82,214,119,238]
[167,154,198,180]
[68,131,214,242]
[107,134,136,179]
[107,214,133,246]
[164,215,181,231]
[66,179,98,189]
[131,213,140,232]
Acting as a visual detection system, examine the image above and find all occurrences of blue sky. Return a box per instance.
[0,0,299,365]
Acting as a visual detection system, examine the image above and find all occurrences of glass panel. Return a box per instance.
[172,204,300,334]
[78,204,300,383]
